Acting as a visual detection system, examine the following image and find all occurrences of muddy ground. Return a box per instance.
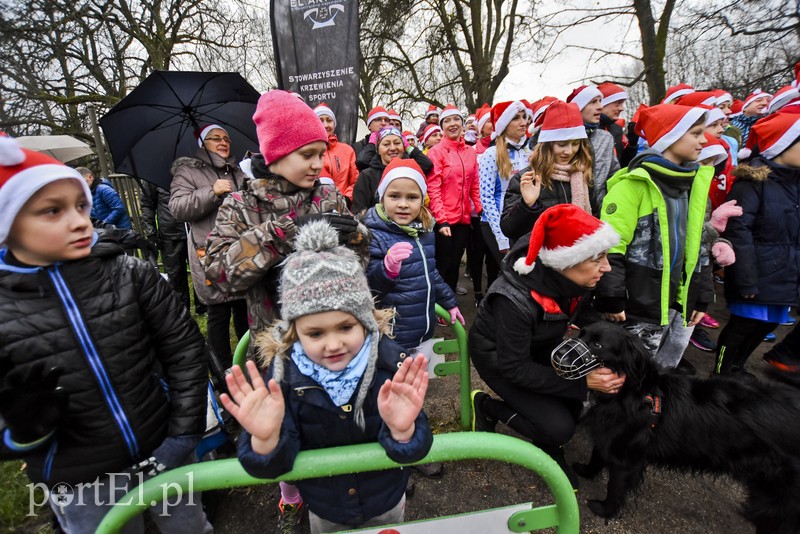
[208,273,795,534]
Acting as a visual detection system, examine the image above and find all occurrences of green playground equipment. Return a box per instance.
[96,432,580,533]
[231,303,472,430]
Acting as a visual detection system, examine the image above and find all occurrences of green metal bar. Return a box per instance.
[432,339,460,355]
[434,304,471,430]
[96,432,579,533]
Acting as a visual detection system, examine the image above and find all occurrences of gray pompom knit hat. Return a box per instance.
[273,219,379,429]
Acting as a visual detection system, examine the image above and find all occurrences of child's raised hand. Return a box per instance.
[520,171,542,208]
[384,242,414,277]
[220,360,284,455]
[448,306,466,325]
[378,354,429,442]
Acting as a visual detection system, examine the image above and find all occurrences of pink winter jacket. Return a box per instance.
[426,136,481,226]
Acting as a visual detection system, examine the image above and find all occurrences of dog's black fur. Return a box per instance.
[572,322,800,534]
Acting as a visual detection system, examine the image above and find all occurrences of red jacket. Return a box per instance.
[709,137,735,211]
[426,136,481,226]
[323,135,358,200]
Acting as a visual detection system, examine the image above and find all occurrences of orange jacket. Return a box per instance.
[323,135,358,200]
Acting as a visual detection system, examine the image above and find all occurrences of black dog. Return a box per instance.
[570,322,800,534]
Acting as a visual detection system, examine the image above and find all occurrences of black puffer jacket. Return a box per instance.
[0,231,208,485]
[140,180,184,240]
[724,158,800,306]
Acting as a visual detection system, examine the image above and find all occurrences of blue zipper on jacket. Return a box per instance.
[47,266,140,460]
[413,237,433,346]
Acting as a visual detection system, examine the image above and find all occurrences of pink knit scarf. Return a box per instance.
[551,163,591,214]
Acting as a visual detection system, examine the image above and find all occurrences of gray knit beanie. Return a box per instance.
[272,219,379,429]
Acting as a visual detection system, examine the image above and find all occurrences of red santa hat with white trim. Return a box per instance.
[537,101,588,143]
[743,113,800,160]
[314,103,336,126]
[0,134,91,245]
[475,104,492,132]
[742,90,772,113]
[419,123,442,144]
[491,100,527,140]
[513,204,620,274]
[424,104,441,118]
[377,158,427,200]
[402,130,416,143]
[597,82,628,107]
[674,91,717,107]
[566,85,603,111]
[768,85,800,114]
[661,83,695,104]
[697,133,728,167]
[712,89,733,106]
[634,104,708,153]
[387,109,402,123]
[439,104,463,122]
[529,96,559,135]
[695,104,726,127]
[366,106,389,126]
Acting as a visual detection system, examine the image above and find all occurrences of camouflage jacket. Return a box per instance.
[203,170,350,335]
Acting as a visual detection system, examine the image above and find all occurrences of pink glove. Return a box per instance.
[710,200,743,233]
[448,306,465,325]
[712,241,736,267]
[369,131,380,145]
[384,242,413,277]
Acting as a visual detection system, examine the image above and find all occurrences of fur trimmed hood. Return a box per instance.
[732,160,770,183]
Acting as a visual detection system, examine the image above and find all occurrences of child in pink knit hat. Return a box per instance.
[203,89,364,531]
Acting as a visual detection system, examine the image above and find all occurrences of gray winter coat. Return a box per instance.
[589,128,621,213]
[169,148,246,305]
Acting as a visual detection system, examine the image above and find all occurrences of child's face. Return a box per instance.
[581,97,603,124]
[7,179,93,266]
[319,116,335,135]
[423,132,442,149]
[663,123,707,165]
[774,141,800,169]
[295,310,367,371]
[706,120,724,138]
[717,101,732,117]
[382,178,423,225]
[268,141,327,188]
[552,140,582,165]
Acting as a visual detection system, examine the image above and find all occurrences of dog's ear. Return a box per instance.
[620,332,651,388]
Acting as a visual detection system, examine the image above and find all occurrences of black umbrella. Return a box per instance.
[99,71,261,189]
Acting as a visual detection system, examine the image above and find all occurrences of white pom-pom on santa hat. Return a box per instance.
[513,204,620,275]
[0,134,25,166]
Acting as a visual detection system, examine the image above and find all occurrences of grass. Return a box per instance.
[0,461,49,532]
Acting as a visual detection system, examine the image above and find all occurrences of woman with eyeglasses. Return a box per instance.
[169,124,249,366]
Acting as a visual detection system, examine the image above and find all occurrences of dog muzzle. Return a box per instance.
[551,338,602,380]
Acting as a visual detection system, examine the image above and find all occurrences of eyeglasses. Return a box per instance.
[205,136,230,143]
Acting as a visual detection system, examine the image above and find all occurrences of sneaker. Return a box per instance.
[276,498,304,534]
[764,332,777,342]
[780,317,797,327]
[474,291,484,308]
[456,284,468,295]
[689,328,716,352]
[713,273,725,285]
[411,462,444,478]
[699,314,720,329]
[470,390,498,432]
[764,351,800,372]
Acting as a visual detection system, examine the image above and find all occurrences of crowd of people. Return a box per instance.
[1,61,799,534]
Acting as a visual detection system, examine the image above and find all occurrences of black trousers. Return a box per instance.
[473,358,582,448]
[160,237,190,311]
[207,299,249,366]
[766,319,800,361]
[479,222,502,289]
[435,223,471,292]
[714,314,778,375]
[466,216,488,294]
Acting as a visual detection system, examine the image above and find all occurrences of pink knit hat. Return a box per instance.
[253,90,327,164]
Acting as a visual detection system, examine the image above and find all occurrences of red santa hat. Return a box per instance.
[0,134,91,244]
[419,123,442,144]
[402,130,416,142]
[661,83,695,104]
[634,104,708,153]
[377,158,427,200]
[730,99,744,117]
[366,106,390,126]
[697,133,728,167]
[794,62,800,88]
[513,204,620,274]
[439,104,463,122]
[537,101,587,143]
[742,90,772,112]
[387,109,402,123]
[712,89,733,106]
[696,104,726,126]
[520,99,534,119]
[475,104,492,132]
[746,113,800,160]
[314,103,336,126]
[768,85,800,114]
[424,105,441,118]
[597,82,628,107]
[491,100,527,140]
[529,96,560,135]
[195,123,227,147]
[675,91,717,107]
[566,85,603,111]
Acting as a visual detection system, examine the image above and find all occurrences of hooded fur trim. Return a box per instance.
[732,164,770,183]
